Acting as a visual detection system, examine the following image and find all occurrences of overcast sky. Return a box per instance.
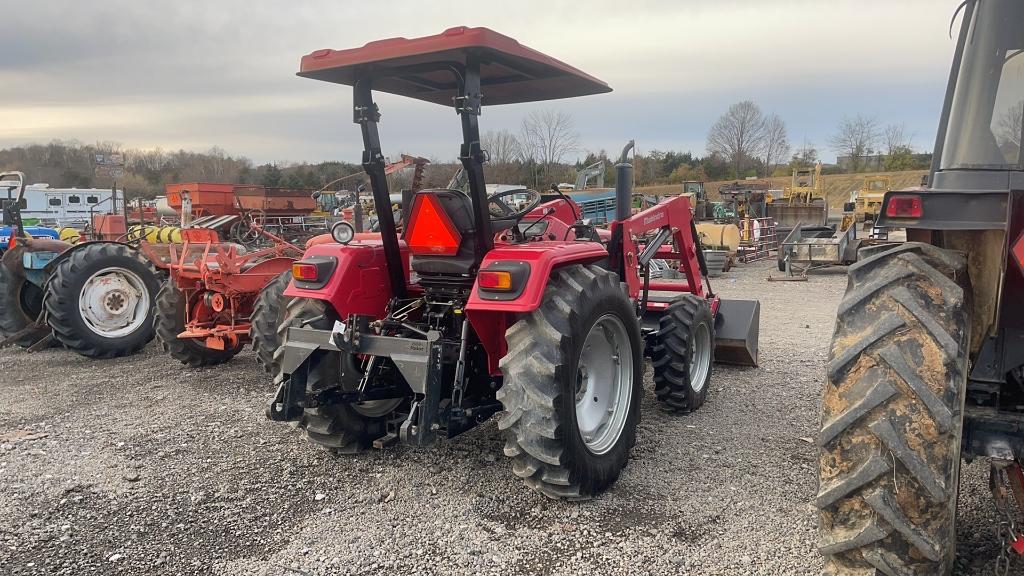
[0,0,962,165]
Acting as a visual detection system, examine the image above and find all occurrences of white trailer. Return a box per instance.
[0,183,121,227]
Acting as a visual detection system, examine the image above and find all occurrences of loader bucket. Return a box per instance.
[714,299,759,366]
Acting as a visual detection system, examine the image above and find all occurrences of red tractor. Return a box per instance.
[268,27,759,498]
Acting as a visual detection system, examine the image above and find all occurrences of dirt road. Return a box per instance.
[0,260,1010,575]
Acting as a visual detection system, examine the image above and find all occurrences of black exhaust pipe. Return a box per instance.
[614,140,634,222]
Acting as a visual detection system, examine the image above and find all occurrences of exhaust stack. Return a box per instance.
[614,140,634,222]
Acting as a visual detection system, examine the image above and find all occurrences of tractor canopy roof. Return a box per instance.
[298,26,611,105]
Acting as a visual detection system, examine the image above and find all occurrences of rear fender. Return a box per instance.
[305,232,382,249]
[1,238,74,281]
[45,240,122,271]
[283,240,410,319]
[465,241,608,375]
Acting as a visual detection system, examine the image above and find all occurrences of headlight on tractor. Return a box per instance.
[331,221,355,244]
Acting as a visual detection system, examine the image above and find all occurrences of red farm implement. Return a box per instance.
[140,227,302,367]
[266,26,760,500]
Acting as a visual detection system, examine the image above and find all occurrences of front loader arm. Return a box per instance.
[612,194,706,299]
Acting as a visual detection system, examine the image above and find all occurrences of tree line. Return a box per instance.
[0,103,929,200]
[705,100,929,178]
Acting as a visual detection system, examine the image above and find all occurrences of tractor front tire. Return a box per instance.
[43,243,162,358]
[154,282,240,367]
[498,264,643,500]
[0,266,45,348]
[251,270,291,373]
[276,298,401,454]
[816,243,969,575]
[650,293,714,412]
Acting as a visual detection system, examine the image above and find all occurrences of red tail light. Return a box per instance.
[478,270,512,291]
[292,262,318,281]
[885,195,923,218]
[406,193,461,256]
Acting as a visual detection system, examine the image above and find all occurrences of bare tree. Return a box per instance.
[761,113,790,177]
[790,140,818,170]
[706,100,766,178]
[829,114,880,172]
[481,129,523,164]
[884,123,913,155]
[520,110,579,166]
[998,101,1024,149]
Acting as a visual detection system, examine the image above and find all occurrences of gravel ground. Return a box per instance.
[0,259,1016,575]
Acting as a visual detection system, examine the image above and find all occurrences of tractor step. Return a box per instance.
[372,432,399,449]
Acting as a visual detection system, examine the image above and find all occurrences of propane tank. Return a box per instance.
[128,224,183,244]
[57,227,82,244]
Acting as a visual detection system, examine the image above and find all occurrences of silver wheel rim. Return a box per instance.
[78,266,150,338]
[689,322,711,392]
[575,313,633,455]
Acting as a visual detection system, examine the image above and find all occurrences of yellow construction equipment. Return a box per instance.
[766,163,828,235]
[780,163,825,204]
[850,176,889,223]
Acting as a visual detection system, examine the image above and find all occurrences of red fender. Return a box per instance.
[305,232,381,248]
[284,239,410,319]
[465,241,608,375]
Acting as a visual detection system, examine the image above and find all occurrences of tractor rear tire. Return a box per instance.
[816,243,969,575]
[0,266,45,348]
[43,243,161,359]
[650,293,714,412]
[276,298,401,454]
[154,281,240,367]
[498,264,643,500]
[251,270,291,373]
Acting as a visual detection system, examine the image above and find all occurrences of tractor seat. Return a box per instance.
[407,189,481,277]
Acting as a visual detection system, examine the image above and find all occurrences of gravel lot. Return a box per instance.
[0,259,1015,575]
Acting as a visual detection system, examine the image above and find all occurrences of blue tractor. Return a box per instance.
[0,225,60,256]
[0,171,161,356]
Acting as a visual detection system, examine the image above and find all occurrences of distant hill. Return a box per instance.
[637,169,929,209]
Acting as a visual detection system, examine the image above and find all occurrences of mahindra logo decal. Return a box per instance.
[643,213,664,226]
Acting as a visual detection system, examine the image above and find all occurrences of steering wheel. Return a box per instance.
[486,188,542,221]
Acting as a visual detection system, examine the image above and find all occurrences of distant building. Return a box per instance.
[836,153,931,172]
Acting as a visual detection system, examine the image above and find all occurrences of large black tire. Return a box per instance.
[275,298,401,454]
[816,243,970,575]
[0,265,45,348]
[649,293,714,412]
[154,281,240,367]
[498,264,643,500]
[251,270,292,373]
[43,243,161,359]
